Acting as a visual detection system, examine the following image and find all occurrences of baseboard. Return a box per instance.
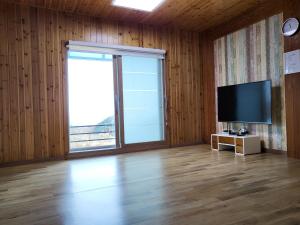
[67,143,170,160]
[262,148,287,155]
[170,141,204,148]
[65,142,207,160]
[0,156,66,168]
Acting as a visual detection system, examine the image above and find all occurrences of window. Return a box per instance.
[67,42,166,152]
[122,56,164,144]
[68,51,116,152]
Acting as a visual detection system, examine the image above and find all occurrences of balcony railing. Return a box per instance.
[69,124,116,151]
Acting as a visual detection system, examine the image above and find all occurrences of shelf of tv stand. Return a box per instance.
[211,133,261,155]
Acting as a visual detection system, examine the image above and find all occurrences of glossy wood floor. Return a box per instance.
[0,145,300,225]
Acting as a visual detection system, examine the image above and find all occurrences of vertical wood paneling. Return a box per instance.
[0,2,203,164]
[30,7,41,160]
[22,6,35,160]
[213,14,286,151]
[39,9,50,160]
[200,34,216,144]
[200,1,284,147]
[0,1,5,162]
[285,74,300,158]
[16,5,25,160]
[8,3,20,162]
[283,0,300,159]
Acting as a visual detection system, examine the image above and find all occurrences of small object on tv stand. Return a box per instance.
[229,130,237,135]
[238,128,249,136]
[223,122,237,134]
[222,130,237,135]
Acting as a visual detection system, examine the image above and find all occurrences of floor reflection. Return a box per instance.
[118,154,166,225]
[59,154,165,225]
[69,157,120,192]
[61,157,123,225]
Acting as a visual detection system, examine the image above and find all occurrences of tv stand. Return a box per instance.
[211,133,261,155]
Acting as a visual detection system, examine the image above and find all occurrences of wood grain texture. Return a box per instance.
[1,0,277,32]
[285,74,300,159]
[200,2,285,146]
[283,0,300,53]
[206,0,284,40]
[0,2,203,164]
[283,0,300,159]
[200,0,300,159]
[200,34,216,144]
[214,14,286,151]
[0,145,300,225]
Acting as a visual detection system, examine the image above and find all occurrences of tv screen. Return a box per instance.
[217,80,272,124]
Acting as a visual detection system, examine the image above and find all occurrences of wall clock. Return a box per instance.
[282,18,300,37]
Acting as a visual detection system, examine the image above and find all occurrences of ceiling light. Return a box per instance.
[112,0,165,12]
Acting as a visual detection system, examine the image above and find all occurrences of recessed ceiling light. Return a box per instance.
[112,0,165,12]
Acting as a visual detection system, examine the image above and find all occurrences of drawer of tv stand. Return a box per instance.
[235,146,244,154]
[236,138,244,147]
[218,136,235,145]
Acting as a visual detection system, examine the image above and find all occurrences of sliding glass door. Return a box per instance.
[121,56,165,144]
[68,51,118,152]
[67,48,166,153]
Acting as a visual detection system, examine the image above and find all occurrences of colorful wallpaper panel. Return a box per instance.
[214,14,286,151]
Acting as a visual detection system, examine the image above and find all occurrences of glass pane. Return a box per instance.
[122,56,164,144]
[68,51,116,152]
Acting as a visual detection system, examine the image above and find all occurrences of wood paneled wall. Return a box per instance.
[283,0,300,159]
[201,0,285,146]
[0,2,203,164]
[201,0,300,158]
[200,34,216,144]
[214,14,286,151]
[206,0,284,40]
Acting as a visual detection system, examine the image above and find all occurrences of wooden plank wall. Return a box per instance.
[214,14,286,151]
[200,34,216,144]
[283,0,300,159]
[201,0,300,158]
[200,0,284,145]
[0,2,203,164]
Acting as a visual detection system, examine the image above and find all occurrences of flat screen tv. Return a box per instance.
[217,80,272,124]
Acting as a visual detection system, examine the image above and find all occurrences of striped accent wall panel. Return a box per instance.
[214,14,286,151]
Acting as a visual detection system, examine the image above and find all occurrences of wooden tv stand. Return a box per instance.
[211,133,261,155]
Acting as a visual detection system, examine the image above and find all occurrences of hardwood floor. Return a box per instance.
[0,145,300,225]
